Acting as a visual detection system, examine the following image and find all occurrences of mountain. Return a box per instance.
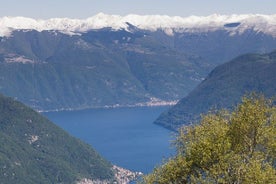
[0,28,210,111]
[0,93,116,183]
[155,51,276,130]
[1,13,276,37]
[0,14,276,111]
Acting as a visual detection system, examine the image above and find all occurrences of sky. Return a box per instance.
[0,0,275,19]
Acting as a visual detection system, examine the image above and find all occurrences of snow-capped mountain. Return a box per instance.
[0,13,276,111]
[1,13,276,37]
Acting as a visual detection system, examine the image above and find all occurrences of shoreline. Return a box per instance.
[37,100,178,113]
[77,165,143,184]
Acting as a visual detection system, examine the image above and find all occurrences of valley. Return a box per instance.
[0,12,276,184]
[0,14,276,111]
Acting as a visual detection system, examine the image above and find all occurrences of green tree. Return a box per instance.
[142,94,276,183]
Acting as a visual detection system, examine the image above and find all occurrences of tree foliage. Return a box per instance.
[143,94,276,183]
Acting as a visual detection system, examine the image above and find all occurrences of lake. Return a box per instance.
[44,106,175,174]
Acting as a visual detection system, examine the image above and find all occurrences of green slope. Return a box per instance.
[0,94,114,183]
[0,30,210,111]
[1,28,276,111]
[155,51,276,130]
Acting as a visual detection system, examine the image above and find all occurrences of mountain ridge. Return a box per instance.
[1,13,276,37]
[155,51,276,130]
[0,16,276,111]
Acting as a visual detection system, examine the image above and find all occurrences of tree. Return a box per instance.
[142,94,276,183]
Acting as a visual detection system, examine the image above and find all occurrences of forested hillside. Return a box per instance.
[0,94,115,183]
[156,51,276,130]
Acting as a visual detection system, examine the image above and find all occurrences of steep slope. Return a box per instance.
[155,51,276,130]
[0,94,115,183]
[0,14,276,111]
[0,29,211,111]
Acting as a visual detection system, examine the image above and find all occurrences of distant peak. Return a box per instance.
[0,13,276,37]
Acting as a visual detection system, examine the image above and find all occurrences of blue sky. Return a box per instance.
[1,0,275,19]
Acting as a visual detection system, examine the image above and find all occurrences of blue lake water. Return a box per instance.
[44,106,175,174]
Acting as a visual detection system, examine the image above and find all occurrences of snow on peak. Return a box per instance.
[0,13,276,37]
